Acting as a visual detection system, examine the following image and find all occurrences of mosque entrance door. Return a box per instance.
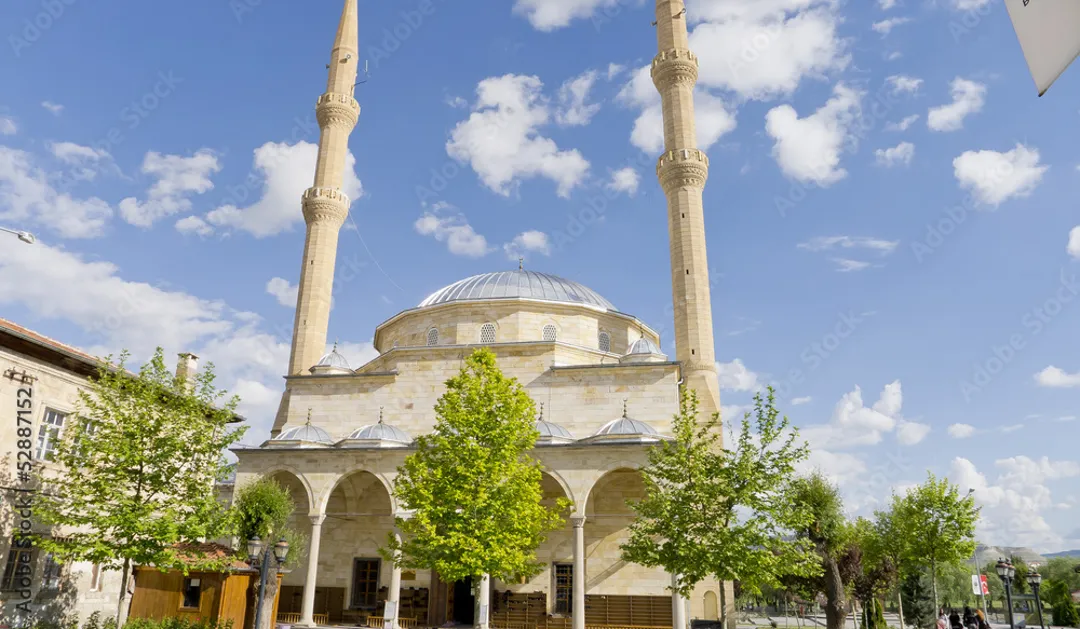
[451,577,475,625]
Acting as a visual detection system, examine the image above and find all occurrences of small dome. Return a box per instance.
[316,344,351,370]
[274,424,334,445]
[536,419,574,440]
[348,420,411,443]
[627,338,662,356]
[594,401,659,437]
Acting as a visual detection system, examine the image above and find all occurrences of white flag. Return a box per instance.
[972,574,982,596]
[1005,0,1080,96]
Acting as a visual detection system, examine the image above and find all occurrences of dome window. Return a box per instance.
[426,328,439,346]
[543,324,557,342]
[480,323,496,345]
[598,332,611,353]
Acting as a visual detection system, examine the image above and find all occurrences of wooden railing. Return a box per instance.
[491,624,668,629]
[275,613,329,625]
[364,617,416,628]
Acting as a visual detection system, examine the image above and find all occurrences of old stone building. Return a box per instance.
[232,0,732,628]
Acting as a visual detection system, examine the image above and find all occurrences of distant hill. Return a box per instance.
[1044,549,1080,559]
[970,545,1046,566]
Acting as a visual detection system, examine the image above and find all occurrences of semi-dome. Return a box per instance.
[626,338,662,356]
[419,270,616,311]
[316,344,351,370]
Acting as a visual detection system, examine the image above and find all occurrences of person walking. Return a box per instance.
[950,609,963,629]
[975,609,991,629]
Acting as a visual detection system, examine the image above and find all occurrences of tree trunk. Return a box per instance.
[257,568,280,629]
[897,589,906,629]
[720,581,727,629]
[931,558,939,616]
[824,557,847,629]
[116,558,132,629]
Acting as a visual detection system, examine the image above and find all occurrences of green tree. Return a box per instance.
[621,387,820,616]
[787,473,850,629]
[873,508,909,628]
[232,476,307,629]
[900,570,936,629]
[849,518,897,629]
[33,349,244,628]
[388,349,567,593]
[891,473,979,612]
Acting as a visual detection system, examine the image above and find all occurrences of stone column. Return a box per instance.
[476,574,491,629]
[385,529,403,629]
[571,515,587,629]
[299,514,326,627]
[672,573,687,629]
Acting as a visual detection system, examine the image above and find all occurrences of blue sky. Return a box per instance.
[1,0,1078,551]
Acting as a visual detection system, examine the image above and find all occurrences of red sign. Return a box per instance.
[980,574,990,595]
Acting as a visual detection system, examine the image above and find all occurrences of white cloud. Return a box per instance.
[0,146,112,239]
[503,230,551,261]
[798,235,899,254]
[953,144,1047,207]
[791,396,813,405]
[872,17,911,35]
[606,167,640,196]
[445,95,468,109]
[885,114,919,132]
[1000,423,1024,434]
[49,142,110,164]
[875,141,915,167]
[801,380,906,450]
[895,419,930,445]
[879,0,898,8]
[832,258,871,272]
[886,75,923,94]
[765,83,862,186]
[928,78,986,132]
[447,74,590,198]
[617,66,737,154]
[41,101,64,115]
[511,0,619,31]
[414,210,491,258]
[687,0,849,101]
[119,150,221,228]
[175,215,213,237]
[555,70,601,126]
[716,358,760,392]
[953,0,992,9]
[1067,226,1080,258]
[199,141,363,238]
[1034,365,1080,388]
[0,117,16,136]
[951,456,1080,549]
[948,423,977,438]
[266,277,298,308]
[606,63,625,80]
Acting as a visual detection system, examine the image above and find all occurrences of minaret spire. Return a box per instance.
[286,0,363,376]
[651,0,723,435]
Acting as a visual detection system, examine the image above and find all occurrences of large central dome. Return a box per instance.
[419,270,616,311]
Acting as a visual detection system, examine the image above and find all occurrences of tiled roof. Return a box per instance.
[173,542,252,571]
[0,317,102,367]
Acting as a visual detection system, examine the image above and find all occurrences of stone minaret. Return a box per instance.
[287,0,361,375]
[652,0,722,429]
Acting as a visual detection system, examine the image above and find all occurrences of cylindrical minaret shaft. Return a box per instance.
[652,0,722,430]
[287,0,362,376]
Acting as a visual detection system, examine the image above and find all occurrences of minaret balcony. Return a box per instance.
[301,187,351,224]
[651,49,699,90]
[302,187,351,206]
[656,148,709,191]
[316,92,361,129]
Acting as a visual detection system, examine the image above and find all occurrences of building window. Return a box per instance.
[480,323,496,345]
[543,325,557,342]
[90,563,103,591]
[350,558,380,609]
[553,563,573,615]
[41,553,63,590]
[598,332,611,353]
[74,418,97,461]
[36,408,68,461]
[1,539,36,591]
[181,577,201,609]
[426,328,439,346]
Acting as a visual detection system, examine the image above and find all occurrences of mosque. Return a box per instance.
[230,0,730,628]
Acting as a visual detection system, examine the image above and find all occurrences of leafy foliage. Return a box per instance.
[31,348,245,626]
[388,348,567,585]
[621,386,819,598]
[901,570,937,629]
[231,476,306,567]
[1051,600,1080,627]
[786,473,852,629]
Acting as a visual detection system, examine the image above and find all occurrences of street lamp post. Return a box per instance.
[996,559,1016,629]
[0,226,36,244]
[1026,570,1044,629]
[248,536,290,629]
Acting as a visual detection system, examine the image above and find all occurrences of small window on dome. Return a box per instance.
[426,328,439,346]
[480,323,496,345]
[543,325,557,342]
[598,332,611,353]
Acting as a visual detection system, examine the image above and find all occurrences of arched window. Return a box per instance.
[704,591,718,621]
[480,323,496,345]
[426,328,439,346]
[598,331,611,353]
[542,324,557,342]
